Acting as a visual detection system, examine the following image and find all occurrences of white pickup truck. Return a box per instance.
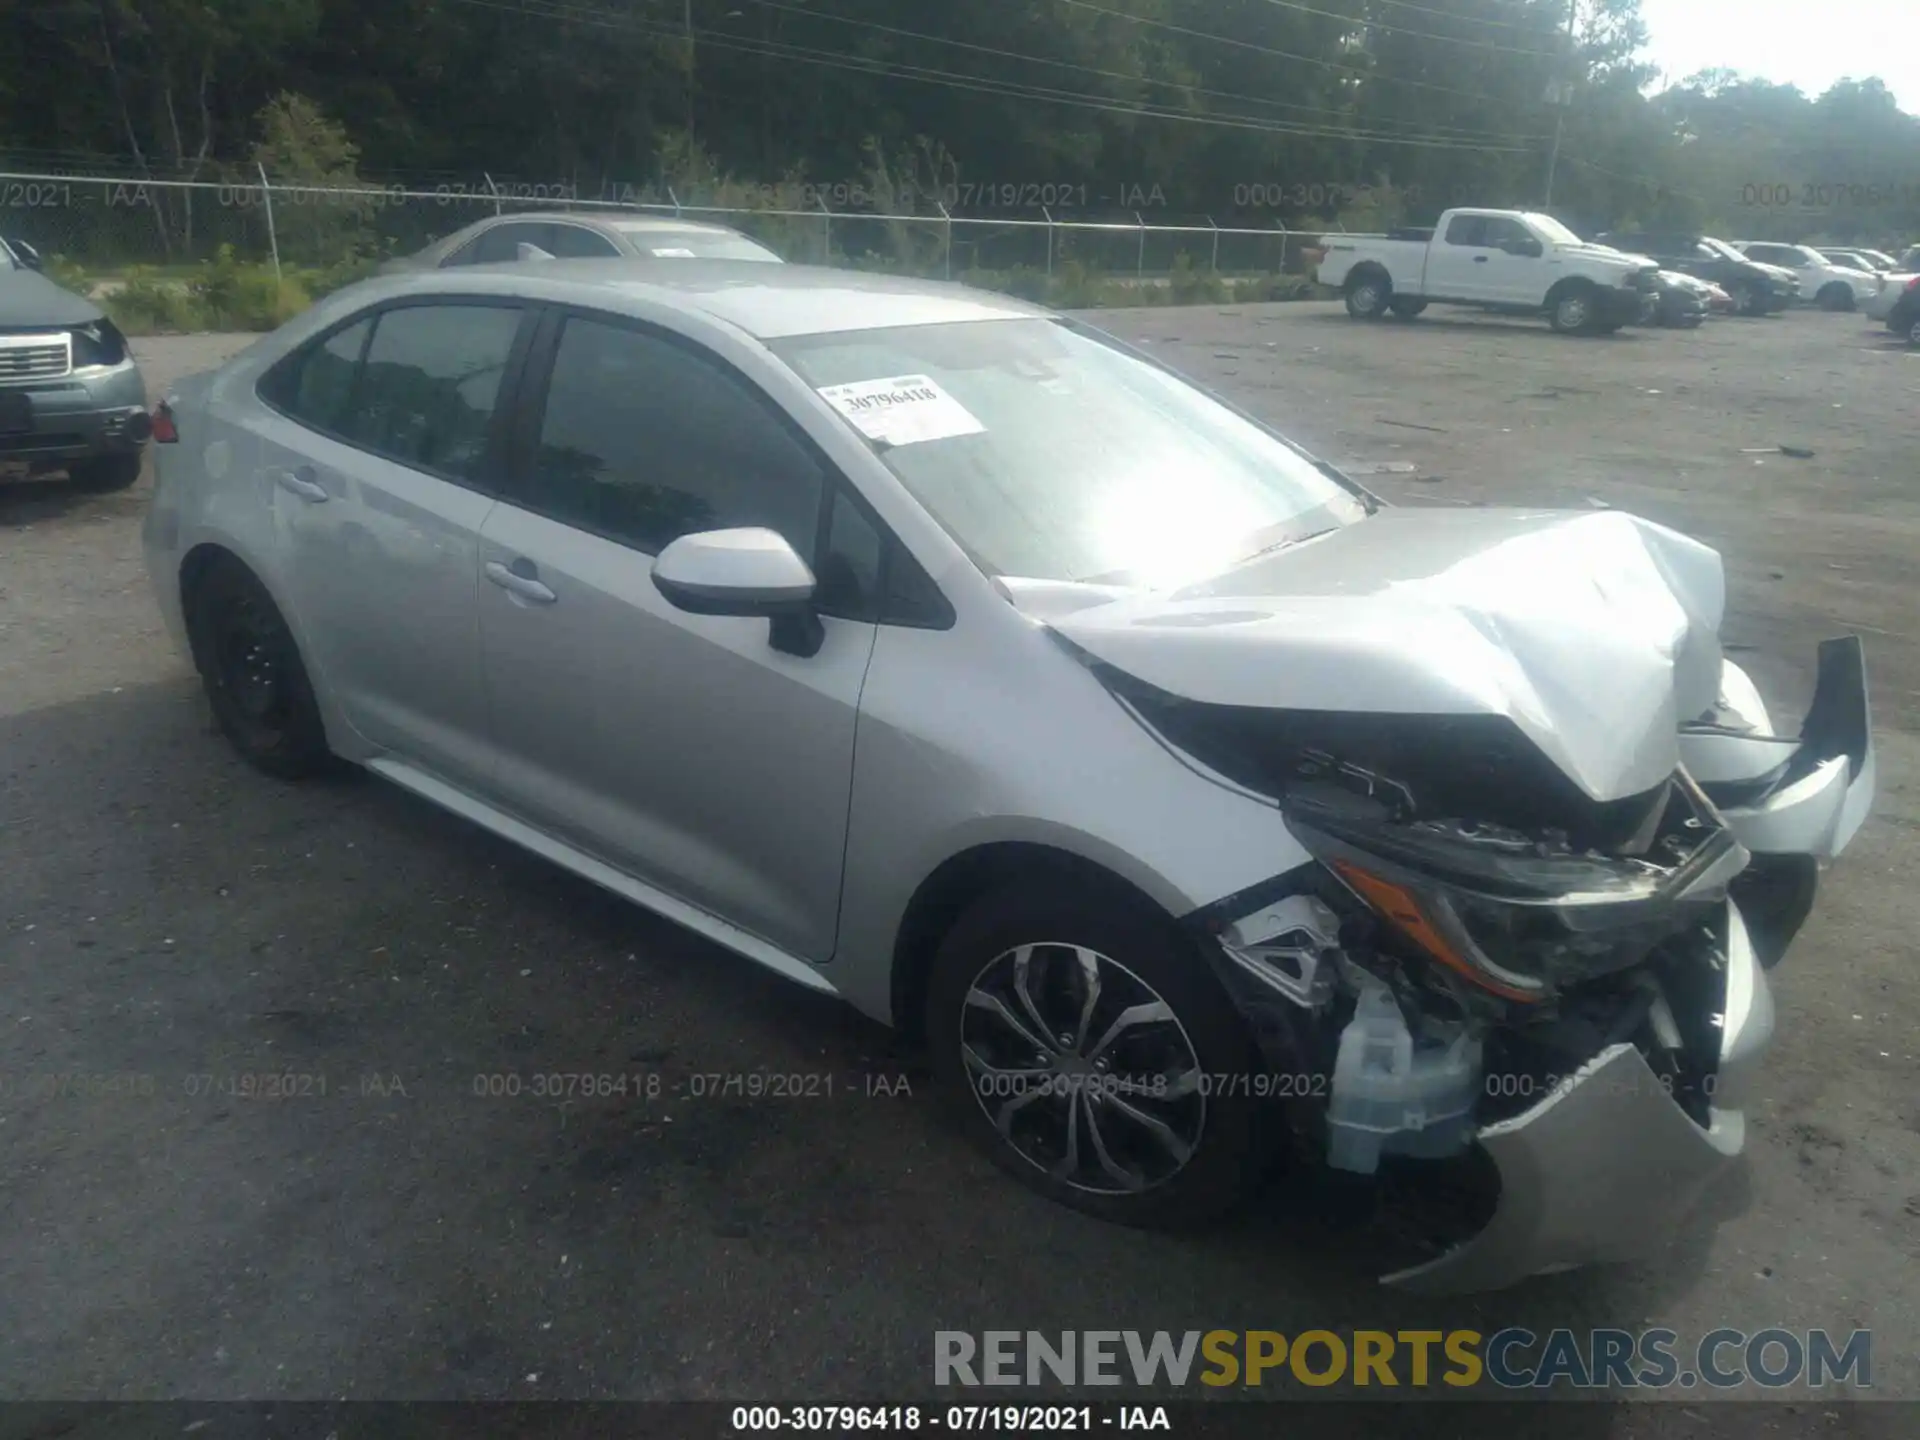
[1317,208,1662,335]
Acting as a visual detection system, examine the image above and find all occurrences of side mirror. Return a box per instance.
[7,238,43,271]
[1506,237,1544,258]
[651,527,824,657]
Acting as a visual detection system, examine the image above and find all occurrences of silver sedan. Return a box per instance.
[380,211,783,272]
[141,260,1874,1292]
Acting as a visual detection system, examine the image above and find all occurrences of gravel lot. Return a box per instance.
[2,303,1917,1414]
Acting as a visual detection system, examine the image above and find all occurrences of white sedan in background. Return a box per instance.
[1731,242,1881,311]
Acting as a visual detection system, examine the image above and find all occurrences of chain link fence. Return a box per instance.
[0,169,1324,283]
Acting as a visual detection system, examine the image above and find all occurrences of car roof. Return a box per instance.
[474,211,746,235]
[345,259,1048,340]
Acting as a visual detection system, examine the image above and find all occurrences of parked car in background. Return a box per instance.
[1818,247,1896,274]
[380,212,784,274]
[1593,231,1793,316]
[1319,208,1659,334]
[1730,242,1879,310]
[143,258,1875,1293]
[1640,270,1712,328]
[1865,272,1920,346]
[0,234,150,491]
[1896,246,1920,272]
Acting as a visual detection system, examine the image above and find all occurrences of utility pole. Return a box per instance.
[684,0,696,139]
[1543,0,1579,207]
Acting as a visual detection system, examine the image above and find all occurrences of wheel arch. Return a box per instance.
[888,840,1181,1048]
[175,537,351,752]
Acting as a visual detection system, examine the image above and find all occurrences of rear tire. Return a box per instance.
[924,879,1267,1230]
[1345,272,1390,320]
[67,452,143,492]
[187,559,333,780]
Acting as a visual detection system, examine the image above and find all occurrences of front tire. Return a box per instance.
[67,452,143,492]
[1388,297,1427,319]
[187,559,333,780]
[1725,281,1759,316]
[925,880,1266,1230]
[1548,284,1599,335]
[1817,283,1855,312]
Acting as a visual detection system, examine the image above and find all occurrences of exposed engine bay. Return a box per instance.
[1132,684,1754,1181]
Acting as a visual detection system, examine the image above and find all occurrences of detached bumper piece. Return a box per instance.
[1383,903,1772,1294]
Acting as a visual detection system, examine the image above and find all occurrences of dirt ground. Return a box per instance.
[2,303,1917,1416]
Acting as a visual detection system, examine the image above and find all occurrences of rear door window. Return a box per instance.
[337,303,525,483]
[262,316,373,431]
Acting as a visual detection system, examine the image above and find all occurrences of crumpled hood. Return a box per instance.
[1043,508,1727,803]
[0,267,103,328]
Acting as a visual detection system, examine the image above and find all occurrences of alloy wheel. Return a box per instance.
[960,942,1206,1195]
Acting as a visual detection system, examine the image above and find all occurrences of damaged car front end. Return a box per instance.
[1053,511,1874,1293]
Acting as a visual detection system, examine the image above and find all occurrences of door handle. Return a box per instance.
[1473,255,1490,263]
[485,559,557,605]
[274,465,328,503]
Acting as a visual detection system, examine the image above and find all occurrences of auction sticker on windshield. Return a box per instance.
[817,374,985,447]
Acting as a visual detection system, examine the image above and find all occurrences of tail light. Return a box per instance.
[151,401,179,444]
[1907,277,1920,294]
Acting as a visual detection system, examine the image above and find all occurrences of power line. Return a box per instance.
[1249,0,1558,57]
[1342,0,1553,33]
[731,0,1534,142]
[447,0,1546,150]
[1056,0,1544,105]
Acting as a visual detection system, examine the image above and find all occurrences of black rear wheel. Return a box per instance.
[925,880,1269,1229]
[188,559,332,779]
[1345,273,1390,320]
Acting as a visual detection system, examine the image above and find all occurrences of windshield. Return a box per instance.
[1521,213,1584,246]
[607,224,781,261]
[1701,237,1745,261]
[772,319,1367,589]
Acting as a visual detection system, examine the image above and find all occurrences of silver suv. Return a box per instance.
[143,260,1874,1293]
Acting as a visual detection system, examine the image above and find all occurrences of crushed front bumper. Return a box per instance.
[1384,903,1772,1294]
[1383,638,1872,1293]
[0,358,149,471]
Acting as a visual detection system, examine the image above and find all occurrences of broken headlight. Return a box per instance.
[1285,774,1748,1006]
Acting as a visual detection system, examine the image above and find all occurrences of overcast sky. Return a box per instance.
[1637,0,1918,108]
